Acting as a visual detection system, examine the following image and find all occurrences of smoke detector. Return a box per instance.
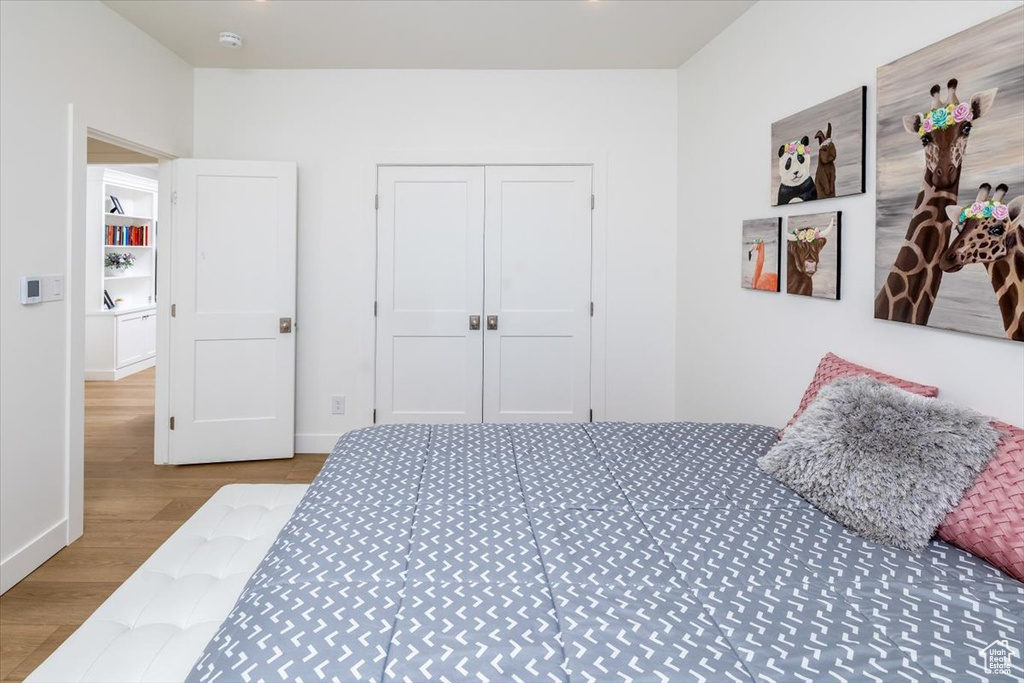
[218,32,243,49]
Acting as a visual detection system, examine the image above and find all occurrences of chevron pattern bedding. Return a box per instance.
[189,423,1024,683]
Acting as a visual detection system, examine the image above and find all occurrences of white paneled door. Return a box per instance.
[375,167,485,423]
[375,165,592,424]
[167,160,297,464]
[483,167,592,422]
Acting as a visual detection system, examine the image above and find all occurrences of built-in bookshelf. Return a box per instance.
[87,168,157,310]
[85,167,158,380]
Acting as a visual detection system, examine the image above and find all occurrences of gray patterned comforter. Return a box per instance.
[190,423,1024,683]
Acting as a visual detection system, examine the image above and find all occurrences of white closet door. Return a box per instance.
[375,167,484,423]
[167,160,297,464]
[483,166,592,423]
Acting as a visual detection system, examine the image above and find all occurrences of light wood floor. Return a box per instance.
[0,368,327,681]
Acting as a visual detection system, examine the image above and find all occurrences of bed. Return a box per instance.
[33,423,1024,682]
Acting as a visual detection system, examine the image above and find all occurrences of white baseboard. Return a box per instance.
[294,433,340,454]
[0,519,67,595]
[84,356,155,382]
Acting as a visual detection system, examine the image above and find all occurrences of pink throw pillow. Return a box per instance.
[782,353,939,436]
[938,421,1024,583]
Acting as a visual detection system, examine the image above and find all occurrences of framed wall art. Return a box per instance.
[786,211,841,300]
[874,7,1023,342]
[771,86,866,206]
[742,218,781,292]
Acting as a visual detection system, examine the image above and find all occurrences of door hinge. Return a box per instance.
[169,416,175,430]
[373,301,378,316]
[589,409,594,423]
[170,303,176,318]
[171,191,177,205]
[375,194,379,210]
[590,194,595,210]
[372,409,377,424]
[590,301,594,317]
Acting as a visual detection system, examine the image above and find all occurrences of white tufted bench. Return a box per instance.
[27,484,306,683]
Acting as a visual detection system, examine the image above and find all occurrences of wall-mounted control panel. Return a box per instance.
[19,275,64,305]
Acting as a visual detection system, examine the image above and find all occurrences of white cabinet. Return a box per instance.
[85,305,157,380]
[116,313,149,368]
[140,311,157,358]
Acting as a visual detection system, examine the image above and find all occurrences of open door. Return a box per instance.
[164,160,297,464]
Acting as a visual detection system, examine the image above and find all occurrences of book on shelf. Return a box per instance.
[104,224,150,247]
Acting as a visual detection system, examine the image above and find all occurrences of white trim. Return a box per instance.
[153,161,175,465]
[294,433,339,454]
[0,520,67,594]
[101,168,158,193]
[66,106,84,545]
[65,117,176,559]
[361,149,609,422]
[84,355,156,382]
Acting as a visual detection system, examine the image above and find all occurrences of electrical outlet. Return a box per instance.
[331,395,346,415]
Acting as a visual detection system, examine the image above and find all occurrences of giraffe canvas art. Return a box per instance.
[874,7,1024,342]
[770,86,866,206]
[786,212,841,300]
[741,218,781,292]
[941,184,1024,342]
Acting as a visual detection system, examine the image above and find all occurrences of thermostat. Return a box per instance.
[20,276,43,304]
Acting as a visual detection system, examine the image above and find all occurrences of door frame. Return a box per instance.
[363,151,608,423]
[66,111,177,547]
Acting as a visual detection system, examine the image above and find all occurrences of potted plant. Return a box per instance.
[105,252,136,276]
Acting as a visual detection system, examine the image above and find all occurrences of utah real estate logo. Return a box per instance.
[982,640,1012,676]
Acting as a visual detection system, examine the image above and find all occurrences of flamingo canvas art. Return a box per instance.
[742,218,781,292]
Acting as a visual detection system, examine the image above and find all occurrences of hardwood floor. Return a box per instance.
[0,368,327,681]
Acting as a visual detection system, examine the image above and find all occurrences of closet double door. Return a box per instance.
[375,165,592,424]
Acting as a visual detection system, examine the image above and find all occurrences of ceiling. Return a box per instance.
[87,137,158,164]
[102,0,754,70]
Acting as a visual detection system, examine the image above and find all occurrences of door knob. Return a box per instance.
[279,317,292,334]
[486,315,498,331]
[469,315,481,330]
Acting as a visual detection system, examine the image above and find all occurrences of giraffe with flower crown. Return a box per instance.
[941,183,1024,341]
[874,79,998,325]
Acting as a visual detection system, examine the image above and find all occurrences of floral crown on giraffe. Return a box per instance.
[918,79,972,136]
[957,184,1010,225]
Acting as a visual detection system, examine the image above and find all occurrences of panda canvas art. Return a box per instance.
[770,86,866,206]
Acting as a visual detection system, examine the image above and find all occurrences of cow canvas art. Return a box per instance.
[742,218,781,292]
[770,87,866,206]
[874,7,1024,342]
[786,212,841,300]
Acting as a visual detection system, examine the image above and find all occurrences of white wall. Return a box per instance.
[0,1,192,593]
[675,0,1024,428]
[194,69,679,450]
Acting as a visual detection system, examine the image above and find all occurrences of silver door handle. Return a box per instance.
[469,315,481,330]
[279,317,292,334]
[486,315,498,331]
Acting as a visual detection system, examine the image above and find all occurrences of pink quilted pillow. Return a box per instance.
[938,421,1024,583]
[781,353,939,436]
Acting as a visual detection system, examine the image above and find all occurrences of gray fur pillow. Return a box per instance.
[758,376,1000,553]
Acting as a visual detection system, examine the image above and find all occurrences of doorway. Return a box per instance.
[83,136,160,474]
